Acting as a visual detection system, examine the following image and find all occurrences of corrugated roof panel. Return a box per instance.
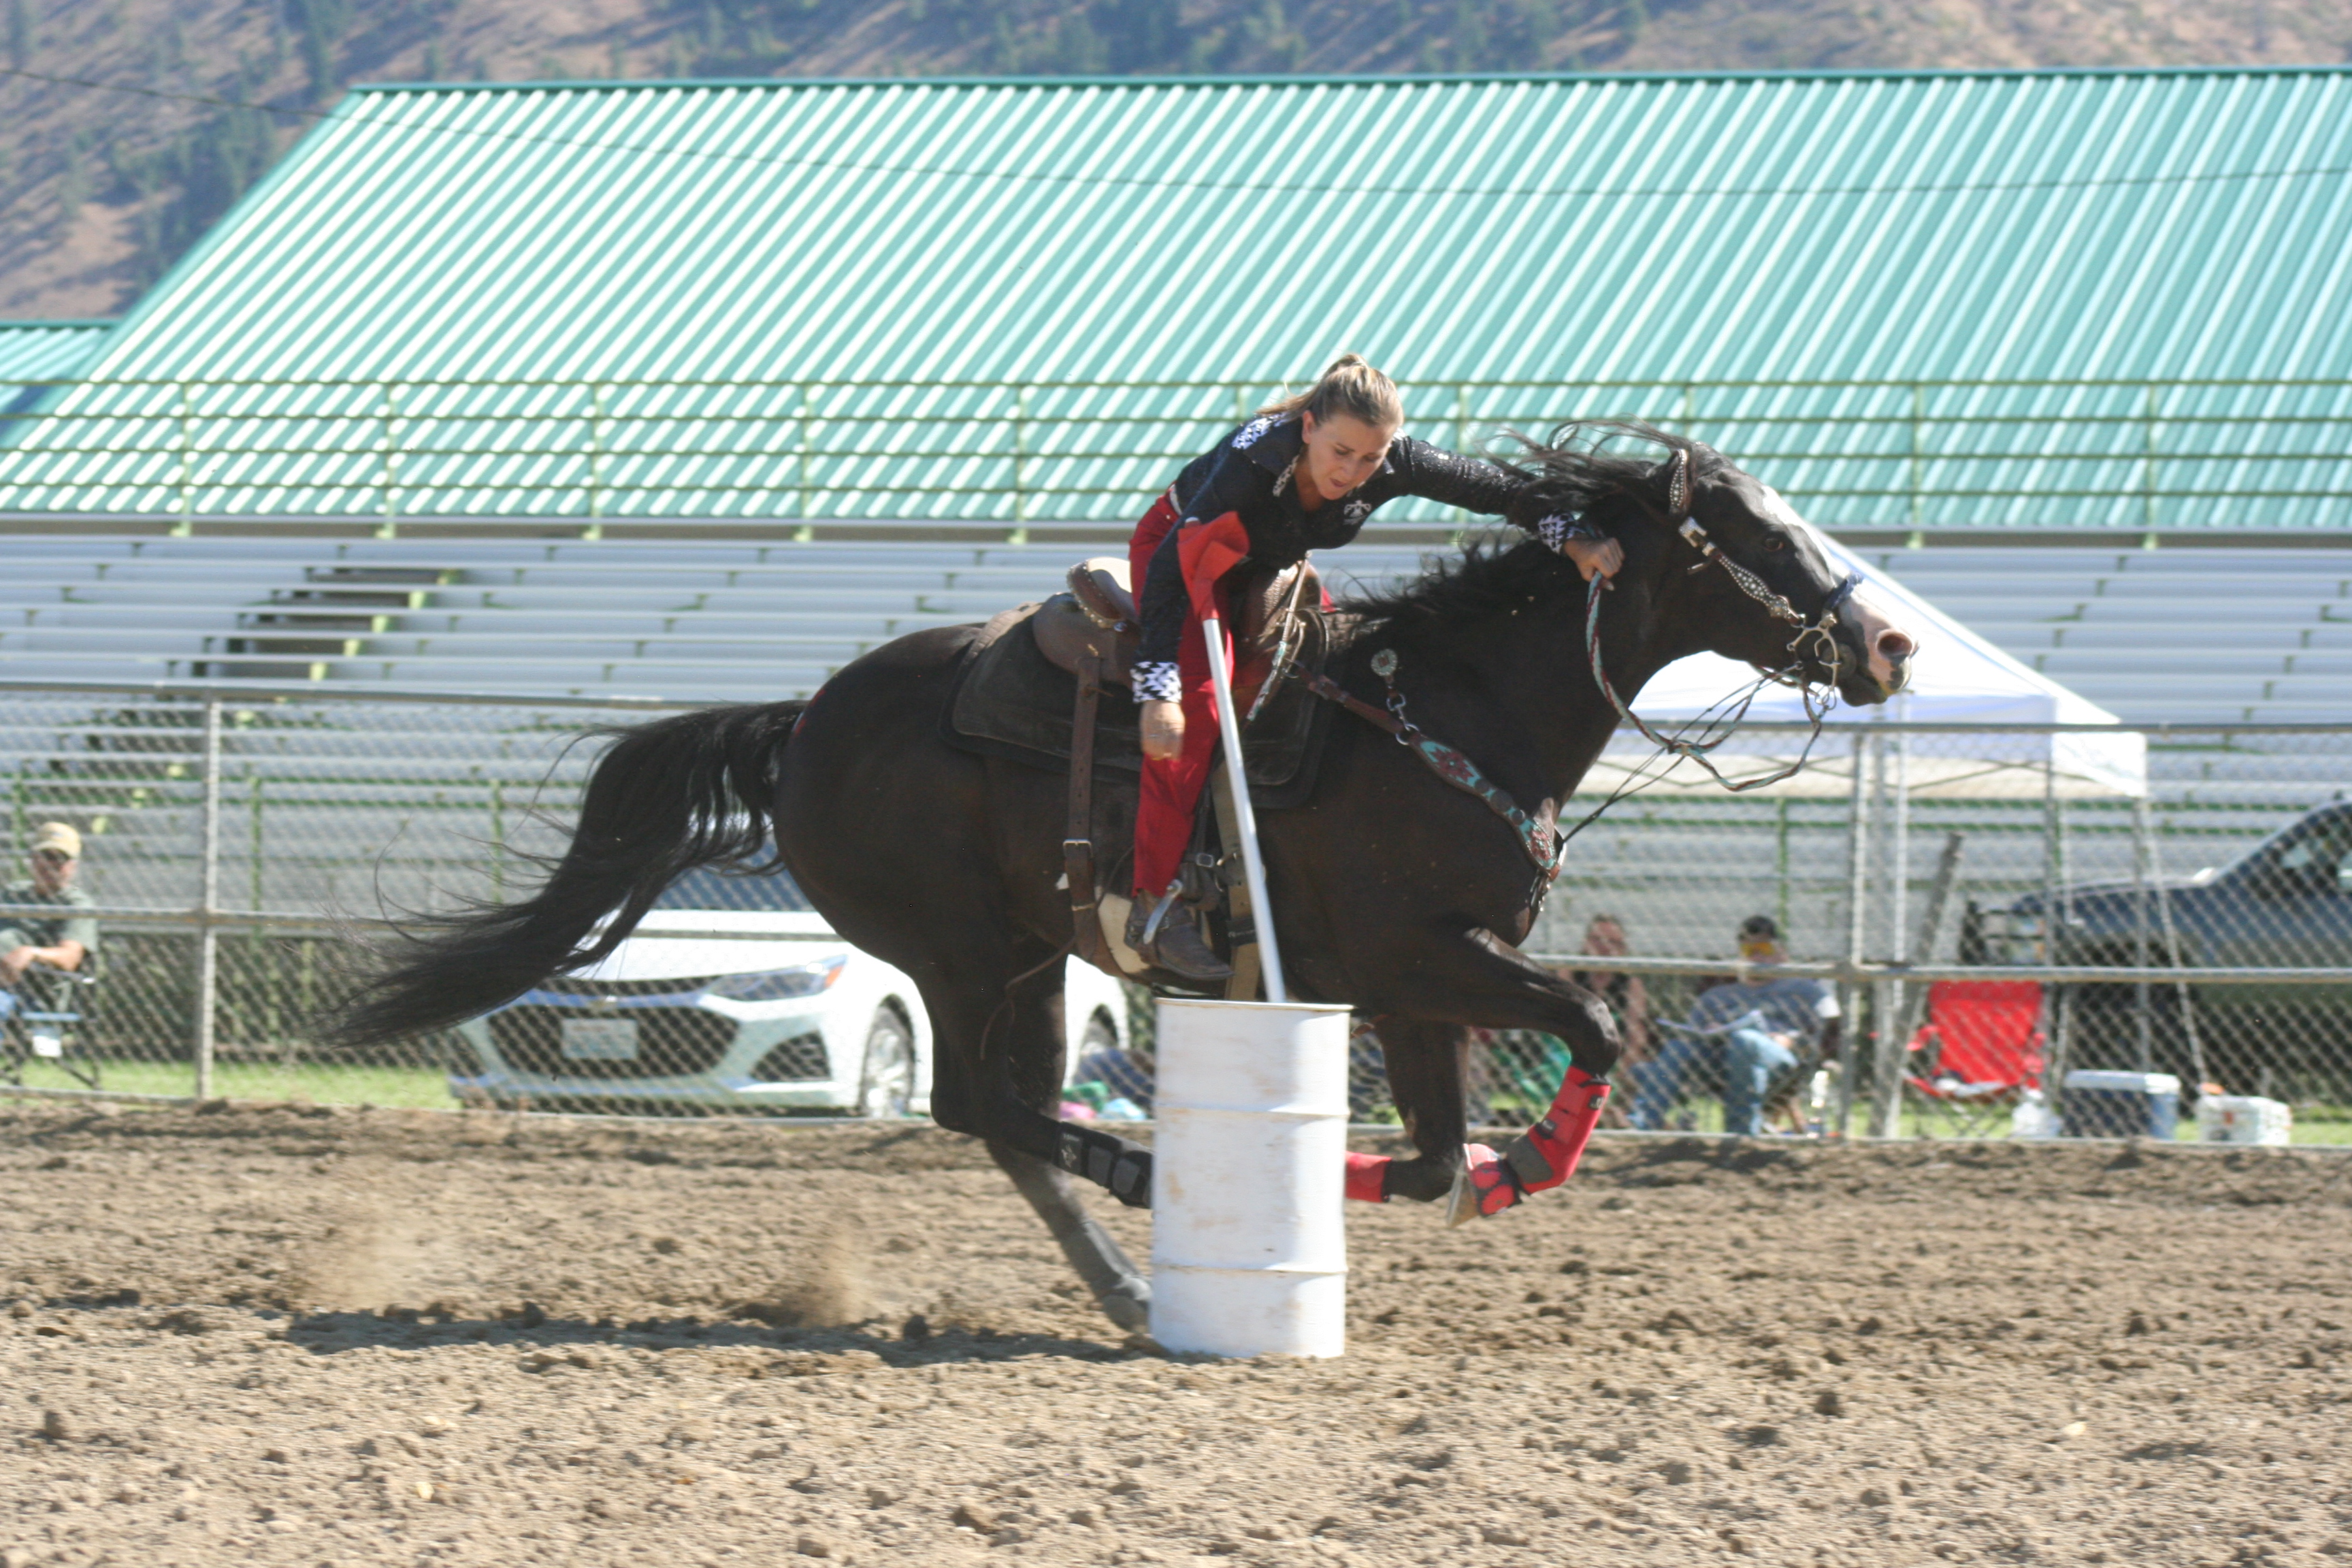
[0,321,114,410]
[1,70,2347,525]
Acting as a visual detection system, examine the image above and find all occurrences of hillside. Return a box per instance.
[2,0,2346,318]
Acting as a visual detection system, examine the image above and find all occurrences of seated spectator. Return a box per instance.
[1566,913,1648,1129]
[1070,1032,1155,1119]
[1628,914,1839,1137]
[0,823,97,1026]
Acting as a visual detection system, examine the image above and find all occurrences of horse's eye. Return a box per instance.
[1761,535,1787,552]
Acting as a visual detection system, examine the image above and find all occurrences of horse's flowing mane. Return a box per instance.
[1497,418,1722,515]
[1339,534,1568,631]
[1343,420,1726,631]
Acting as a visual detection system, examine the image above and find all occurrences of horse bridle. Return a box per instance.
[1582,446,1861,794]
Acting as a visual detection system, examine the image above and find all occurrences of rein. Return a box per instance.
[1583,446,1859,795]
[1290,445,1866,887]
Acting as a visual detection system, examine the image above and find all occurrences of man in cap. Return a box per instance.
[0,823,98,1025]
[1628,914,1840,1137]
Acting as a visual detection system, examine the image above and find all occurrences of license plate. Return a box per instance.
[560,1018,640,1061]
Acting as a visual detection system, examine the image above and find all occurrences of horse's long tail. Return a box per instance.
[331,700,806,1046]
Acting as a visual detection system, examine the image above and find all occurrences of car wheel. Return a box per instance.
[857,1007,917,1119]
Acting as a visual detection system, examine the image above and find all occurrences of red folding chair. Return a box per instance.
[1905,980,2046,1136]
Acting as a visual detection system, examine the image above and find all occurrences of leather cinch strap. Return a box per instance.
[1297,667,1561,879]
[1063,652,1112,970]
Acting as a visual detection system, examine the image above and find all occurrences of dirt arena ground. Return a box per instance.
[2,1104,2348,1568]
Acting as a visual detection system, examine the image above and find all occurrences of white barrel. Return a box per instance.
[1149,998,1353,1358]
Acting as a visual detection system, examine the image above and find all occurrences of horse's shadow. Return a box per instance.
[282,1308,1135,1367]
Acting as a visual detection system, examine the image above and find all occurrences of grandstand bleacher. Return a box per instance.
[1842,546,2352,724]
[0,536,2342,725]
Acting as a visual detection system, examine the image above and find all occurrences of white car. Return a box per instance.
[448,866,1128,1115]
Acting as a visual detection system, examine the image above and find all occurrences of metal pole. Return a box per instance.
[2146,807,2210,1092]
[377,380,400,539]
[2046,786,2074,1124]
[193,700,222,1099]
[584,380,605,540]
[1835,732,1871,1137]
[1895,833,1966,1047]
[1908,381,1923,529]
[174,381,195,533]
[2041,752,2063,1124]
[1198,615,1284,1002]
[2132,796,2155,1074]
[1869,717,1909,1137]
[1774,797,1791,941]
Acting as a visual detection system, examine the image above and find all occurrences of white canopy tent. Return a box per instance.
[1575,538,2147,800]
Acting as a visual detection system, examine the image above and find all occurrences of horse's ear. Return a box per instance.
[1664,447,1691,520]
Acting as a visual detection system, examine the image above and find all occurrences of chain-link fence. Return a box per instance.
[0,681,2345,1143]
[0,685,632,1108]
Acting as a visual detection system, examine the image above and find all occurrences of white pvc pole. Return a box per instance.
[1148,617,1350,1358]
[1198,614,1285,1002]
[1149,997,1352,1358]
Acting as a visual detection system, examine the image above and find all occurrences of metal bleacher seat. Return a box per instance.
[1854,544,2352,725]
[0,534,2341,741]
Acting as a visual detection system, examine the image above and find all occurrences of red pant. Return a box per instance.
[1128,497,1229,899]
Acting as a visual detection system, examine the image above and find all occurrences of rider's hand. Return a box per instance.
[1141,700,1186,762]
[1562,537,1623,587]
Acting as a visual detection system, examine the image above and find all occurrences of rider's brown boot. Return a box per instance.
[1126,892,1232,982]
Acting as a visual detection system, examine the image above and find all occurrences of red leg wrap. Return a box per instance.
[1344,1151,1390,1203]
[1508,1065,1612,1194]
[1456,1068,1612,1221]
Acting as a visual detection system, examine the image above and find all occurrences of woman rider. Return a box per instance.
[1124,355,1623,978]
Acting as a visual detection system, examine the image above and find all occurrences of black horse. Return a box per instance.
[336,425,1914,1332]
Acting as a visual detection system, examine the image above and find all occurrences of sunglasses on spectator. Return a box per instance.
[33,850,74,865]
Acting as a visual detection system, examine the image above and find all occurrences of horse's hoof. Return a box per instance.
[1446,1142,1520,1227]
[1096,1277,1151,1333]
[1443,1162,1480,1227]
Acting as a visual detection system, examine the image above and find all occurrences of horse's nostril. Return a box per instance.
[1876,629,1916,661]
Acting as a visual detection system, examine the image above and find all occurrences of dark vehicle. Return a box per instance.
[1993,802,2352,1096]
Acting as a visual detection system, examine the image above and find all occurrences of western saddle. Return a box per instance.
[1034,555,1318,996]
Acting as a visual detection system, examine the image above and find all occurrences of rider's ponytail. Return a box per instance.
[1257,353,1405,430]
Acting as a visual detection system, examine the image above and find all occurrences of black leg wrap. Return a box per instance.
[1384,1158,1456,1205]
[1056,1126,1154,1209]
[1109,1149,1152,1209]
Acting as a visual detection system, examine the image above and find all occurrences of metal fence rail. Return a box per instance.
[4,376,2351,530]
[0,679,2344,1143]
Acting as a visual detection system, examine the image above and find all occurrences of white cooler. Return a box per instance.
[2195,1094,2293,1147]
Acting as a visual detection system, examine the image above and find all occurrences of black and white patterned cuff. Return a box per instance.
[1132,660,1181,705]
[1537,513,1603,552]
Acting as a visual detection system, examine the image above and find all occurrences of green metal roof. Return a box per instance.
[0,321,114,403]
[1,69,2347,527]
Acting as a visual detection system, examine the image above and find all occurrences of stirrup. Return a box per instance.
[1139,887,1183,947]
[1129,889,1232,981]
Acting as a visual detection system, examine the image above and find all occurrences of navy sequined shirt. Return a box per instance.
[1135,413,1537,690]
